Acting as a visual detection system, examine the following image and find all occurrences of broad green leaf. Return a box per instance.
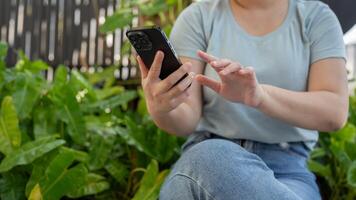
[66,173,110,198]
[33,102,57,139]
[38,149,88,200]
[53,87,86,145]
[70,70,97,100]
[84,66,116,86]
[347,161,356,187]
[331,123,356,142]
[53,65,68,88]
[95,86,125,100]
[88,133,115,170]
[59,147,89,163]
[137,89,148,116]
[309,147,326,159]
[28,184,43,200]
[41,163,87,200]
[15,53,48,73]
[0,42,8,61]
[11,72,44,119]
[0,96,21,155]
[0,136,65,172]
[121,116,178,163]
[105,160,129,185]
[0,171,27,200]
[139,1,168,16]
[100,9,136,33]
[330,142,352,170]
[345,142,356,161]
[84,90,137,111]
[26,149,59,197]
[132,160,170,200]
[25,147,88,197]
[307,160,333,185]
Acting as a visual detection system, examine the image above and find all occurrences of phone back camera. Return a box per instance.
[128,32,152,51]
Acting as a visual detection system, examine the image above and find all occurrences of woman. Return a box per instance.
[137,0,348,199]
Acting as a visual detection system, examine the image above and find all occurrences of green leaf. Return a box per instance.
[87,133,115,170]
[38,149,88,200]
[345,142,356,161]
[52,87,86,145]
[66,173,110,198]
[69,70,97,100]
[309,147,326,159]
[15,53,48,73]
[330,142,352,170]
[26,149,59,197]
[137,89,148,116]
[95,86,125,100]
[53,65,68,88]
[100,9,136,33]
[33,102,58,139]
[84,90,137,111]
[331,123,356,142]
[105,160,129,185]
[0,96,21,155]
[308,160,333,185]
[0,171,27,200]
[0,136,65,172]
[0,42,8,61]
[139,1,168,16]
[347,161,356,187]
[132,160,170,200]
[121,116,178,163]
[28,184,43,200]
[11,72,44,119]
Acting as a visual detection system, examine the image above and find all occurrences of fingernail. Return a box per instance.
[189,72,196,79]
[211,61,216,65]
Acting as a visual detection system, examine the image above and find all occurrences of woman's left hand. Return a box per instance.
[195,50,266,108]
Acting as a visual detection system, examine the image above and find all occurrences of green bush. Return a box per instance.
[308,95,356,199]
[0,43,182,200]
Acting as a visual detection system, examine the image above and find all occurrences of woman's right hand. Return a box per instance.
[137,51,195,117]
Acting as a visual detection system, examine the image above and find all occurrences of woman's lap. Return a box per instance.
[159,133,321,200]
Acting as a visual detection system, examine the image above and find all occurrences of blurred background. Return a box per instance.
[0,0,355,200]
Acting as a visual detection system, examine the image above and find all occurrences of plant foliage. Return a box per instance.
[0,42,182,200]
[308,94,356,199]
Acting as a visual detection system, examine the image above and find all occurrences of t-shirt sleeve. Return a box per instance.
[169,3,207,61]
[308,4,346,64]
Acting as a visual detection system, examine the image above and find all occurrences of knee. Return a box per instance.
[170,139,250,179]
[160,174,212,200]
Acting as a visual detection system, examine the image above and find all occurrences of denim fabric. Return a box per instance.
[159,132,321,200]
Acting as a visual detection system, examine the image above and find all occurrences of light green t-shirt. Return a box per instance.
[169,0,346,146]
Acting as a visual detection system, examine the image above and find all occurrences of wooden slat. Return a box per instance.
[0,0,137,82]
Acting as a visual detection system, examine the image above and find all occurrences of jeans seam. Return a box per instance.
[166,173,218,200]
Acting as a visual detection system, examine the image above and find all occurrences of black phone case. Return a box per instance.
[126,27,186,81]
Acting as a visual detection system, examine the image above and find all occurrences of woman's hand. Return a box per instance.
[195,50,266,108]
[137,51,195,117]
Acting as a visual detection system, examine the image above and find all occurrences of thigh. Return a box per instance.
[160,139,301,200]
[254,142,321,200]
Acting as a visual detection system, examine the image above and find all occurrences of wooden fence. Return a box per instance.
[0,0,138,81]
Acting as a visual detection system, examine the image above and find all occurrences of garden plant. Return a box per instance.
[0,0,355,199]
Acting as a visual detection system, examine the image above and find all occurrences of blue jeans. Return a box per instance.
[160,132,321,200]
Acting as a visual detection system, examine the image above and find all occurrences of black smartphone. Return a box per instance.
[126,27,188,82]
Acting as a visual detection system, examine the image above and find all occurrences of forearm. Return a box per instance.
[151,100,200,136]
[259,84,348,132]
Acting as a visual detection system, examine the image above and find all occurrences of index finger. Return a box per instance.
[197,50,219,63]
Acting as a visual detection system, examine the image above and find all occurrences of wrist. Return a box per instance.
[255,84,270,110]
